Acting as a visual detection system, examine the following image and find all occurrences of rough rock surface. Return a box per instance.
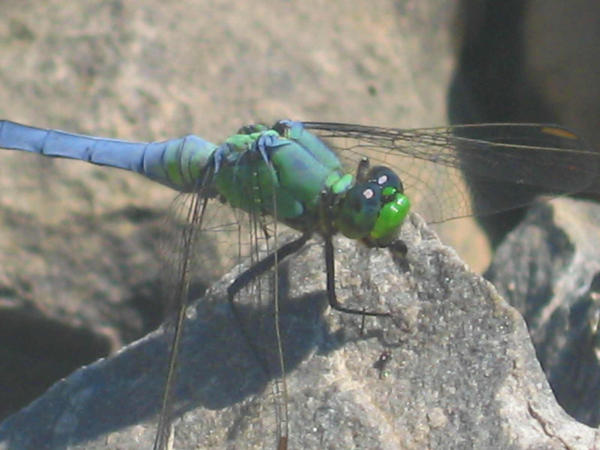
[487,198,600,428]
[1,213,597,449]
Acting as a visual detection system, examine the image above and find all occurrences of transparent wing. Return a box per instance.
[154,179,294,449]
[303,122,598,224]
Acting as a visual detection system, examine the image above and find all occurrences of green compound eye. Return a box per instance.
[335,182,382,239]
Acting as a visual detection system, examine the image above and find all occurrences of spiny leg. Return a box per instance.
[319,186,391,317]
[324,234,391,317]
[227,232,312,302]
[226,232,312,372]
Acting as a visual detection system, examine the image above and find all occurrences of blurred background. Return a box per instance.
[0,0,598,427]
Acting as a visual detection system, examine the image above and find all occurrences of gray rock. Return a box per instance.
[1,213,597,449]
[487,198,600,427]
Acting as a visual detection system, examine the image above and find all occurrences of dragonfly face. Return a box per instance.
[334,164,411,247]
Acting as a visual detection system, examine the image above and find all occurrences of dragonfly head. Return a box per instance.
[335,166,411,247]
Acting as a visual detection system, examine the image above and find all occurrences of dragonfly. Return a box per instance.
[0,118,597,448]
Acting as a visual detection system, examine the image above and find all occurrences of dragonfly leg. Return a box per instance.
[319,187,391,317]
[227,232,312,302]
[324,234,391,317]
[226,232,311,376]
